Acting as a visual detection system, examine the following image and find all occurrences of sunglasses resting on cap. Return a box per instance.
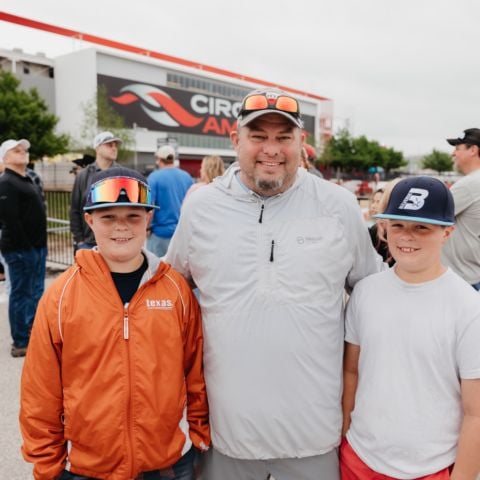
[237,89,303,128]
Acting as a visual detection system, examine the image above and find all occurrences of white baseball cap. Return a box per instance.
[156,145,176,160]
[0,139,30,162]
[93,131,122,149]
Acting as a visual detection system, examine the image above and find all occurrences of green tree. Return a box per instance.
[421,149,454,174]
[76,85,134,163]
[320,129,406,174]
[0,71,69,159]
[320,128,355,172]
[381,146,406,174]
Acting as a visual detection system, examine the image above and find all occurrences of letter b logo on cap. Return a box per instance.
[398,188,429,211]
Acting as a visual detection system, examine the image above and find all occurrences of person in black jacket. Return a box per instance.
[0,139,47,357]
[69,131,121,251]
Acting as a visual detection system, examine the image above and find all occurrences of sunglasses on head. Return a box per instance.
[239,92,300,117]
[88,177,151,205]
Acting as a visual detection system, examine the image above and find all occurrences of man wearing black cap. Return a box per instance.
[444,128,480,290]
[166,88,383,479]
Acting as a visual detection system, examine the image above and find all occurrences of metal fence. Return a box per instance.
[45,190,74,266]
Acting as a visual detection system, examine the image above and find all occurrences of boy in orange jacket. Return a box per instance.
[20,167,210,480]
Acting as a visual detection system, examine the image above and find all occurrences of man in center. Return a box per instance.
[166,88,383,480]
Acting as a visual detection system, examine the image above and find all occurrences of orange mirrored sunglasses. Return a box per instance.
[240,93,300,116]
[88,177,151,205]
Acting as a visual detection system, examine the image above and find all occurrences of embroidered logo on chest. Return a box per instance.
[146,299,174,310]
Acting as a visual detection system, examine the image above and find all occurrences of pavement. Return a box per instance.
[0,269,62,479]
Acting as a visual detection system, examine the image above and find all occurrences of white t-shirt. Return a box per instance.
[345,268,480,479]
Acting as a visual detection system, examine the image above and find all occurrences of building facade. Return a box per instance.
[1,46,333,177]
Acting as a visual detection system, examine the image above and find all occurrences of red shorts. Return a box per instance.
[340,437,451,480]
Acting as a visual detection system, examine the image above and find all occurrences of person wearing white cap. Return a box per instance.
[146,145,193,257]
[69,131,122,251]
[0,138,47,357]
[166,88,384,480]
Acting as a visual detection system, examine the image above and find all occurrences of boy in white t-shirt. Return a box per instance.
[341,176,480,480]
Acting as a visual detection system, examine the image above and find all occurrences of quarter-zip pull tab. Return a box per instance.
[270,240,275,262]
[123,303,129,340]
[258,203,265,223]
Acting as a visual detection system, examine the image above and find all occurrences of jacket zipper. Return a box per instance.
[257,201,275,262]
[123,304,129,339]
[123,303,135,477]
[258,202,265,223]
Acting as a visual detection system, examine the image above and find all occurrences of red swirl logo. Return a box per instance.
[111,84,202,128]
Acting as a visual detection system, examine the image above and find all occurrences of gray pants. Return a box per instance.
[201,447,340,480]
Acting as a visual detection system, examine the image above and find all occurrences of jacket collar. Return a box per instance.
[75,247,167,288]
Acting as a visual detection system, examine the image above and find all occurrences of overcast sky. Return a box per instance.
[1,0,478,157]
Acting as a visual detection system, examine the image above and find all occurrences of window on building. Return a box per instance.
[166,72,250,100]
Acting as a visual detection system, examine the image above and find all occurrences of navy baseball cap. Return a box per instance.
[374,176,455,226]
[84,167,158,211]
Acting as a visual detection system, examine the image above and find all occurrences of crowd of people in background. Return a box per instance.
[0,88,479,479]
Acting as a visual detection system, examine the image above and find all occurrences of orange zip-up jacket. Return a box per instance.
[20,249,210,479]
